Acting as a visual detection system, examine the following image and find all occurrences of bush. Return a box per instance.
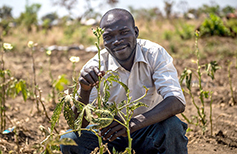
[200,13,231,37]
[176,22,195,40]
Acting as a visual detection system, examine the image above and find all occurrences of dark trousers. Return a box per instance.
[60,116,188,154]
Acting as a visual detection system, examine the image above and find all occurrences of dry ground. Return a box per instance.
[0,38,237,153]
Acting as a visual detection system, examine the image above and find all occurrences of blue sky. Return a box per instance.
[1,0,237,19]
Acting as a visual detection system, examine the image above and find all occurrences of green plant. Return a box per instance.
[179,31,219,135]
[200,13,231,37]
[16,1,41,32]
[46,50,69,105]
[176,22,195,40]
[28,41,40,112]
[0,41,28,132]
[163,30,172,41]
[40,27,148,154]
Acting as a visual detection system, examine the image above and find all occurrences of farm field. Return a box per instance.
[1,18,237,153]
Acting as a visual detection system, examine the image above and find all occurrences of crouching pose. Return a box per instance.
[61,8,188,154]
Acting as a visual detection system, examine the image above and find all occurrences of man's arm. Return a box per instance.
[130,96,185,133]
[100,96,185,141]
[72,66,105,128]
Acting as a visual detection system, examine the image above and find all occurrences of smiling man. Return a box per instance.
[60,8,188,154]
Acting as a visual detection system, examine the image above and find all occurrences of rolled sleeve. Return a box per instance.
[152,48,186,105]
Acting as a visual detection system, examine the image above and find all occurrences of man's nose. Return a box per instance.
[112,36,123,46]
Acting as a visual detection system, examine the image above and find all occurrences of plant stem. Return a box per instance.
[195,31,206,127]
[126,124,132,154]
[209,92,213,136]
[0,48,6,131]
[49,55,56,105]
[31,47,40,112]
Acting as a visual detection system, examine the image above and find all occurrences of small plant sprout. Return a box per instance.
[28,40,40,112]
[1,41,28,132]
[179,31,219,135]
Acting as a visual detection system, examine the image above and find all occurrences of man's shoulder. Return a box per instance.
[137,39,165,58]
[137,39,163,51]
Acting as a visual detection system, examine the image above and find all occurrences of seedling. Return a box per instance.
[179,31,219,135]
[0,41,28,132]
[28,41,40,112]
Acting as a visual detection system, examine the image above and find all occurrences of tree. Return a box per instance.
[16,0,41,32]
[199,4,220,16]
[0,5,13,19]
[164,0,174,19]
[222,5,235,15]
[51,0,119,19]
[41,12,58,24]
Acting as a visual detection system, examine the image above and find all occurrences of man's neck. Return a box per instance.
[118,47,136,71]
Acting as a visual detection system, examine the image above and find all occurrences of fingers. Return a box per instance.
[100,120,127,142]
[79,66,105,90]
[109,128,127,141]
[100,121,116,137]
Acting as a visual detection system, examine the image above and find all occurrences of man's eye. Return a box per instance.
[121,31,128,35]
[103,35,111,40]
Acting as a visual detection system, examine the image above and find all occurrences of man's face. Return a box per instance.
[100,14,139,62]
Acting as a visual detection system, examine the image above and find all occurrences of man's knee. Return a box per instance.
[60,130,78,154]
[160,116,188,133]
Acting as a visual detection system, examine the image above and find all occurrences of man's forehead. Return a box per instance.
[107,14,114,22]
[104,11,129,22]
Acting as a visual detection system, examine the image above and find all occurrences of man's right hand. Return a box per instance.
[79,66,105,91]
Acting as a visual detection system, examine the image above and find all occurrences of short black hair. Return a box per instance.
[100,8,135,28]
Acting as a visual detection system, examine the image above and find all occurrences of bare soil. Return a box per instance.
[0,39,237,154]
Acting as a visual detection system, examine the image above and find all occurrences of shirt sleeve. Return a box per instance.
[151,47,186,105]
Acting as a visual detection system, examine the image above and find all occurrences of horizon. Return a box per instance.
[1,0,237,19]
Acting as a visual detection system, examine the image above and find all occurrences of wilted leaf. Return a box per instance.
[50,100,64,132]
[205,61,219,80]
[179,68,192,90]
[128,102,148,111]
[91,109,114,129]
[63,97,75,129]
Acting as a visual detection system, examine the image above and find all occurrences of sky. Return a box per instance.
[1,0,237,19]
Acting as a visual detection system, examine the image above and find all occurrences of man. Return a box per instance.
[61,8,188,154]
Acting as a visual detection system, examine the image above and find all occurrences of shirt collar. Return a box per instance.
[107,42,148,71]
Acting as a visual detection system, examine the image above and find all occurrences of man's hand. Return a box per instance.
[79,66,105,91]
[100,117,128,142]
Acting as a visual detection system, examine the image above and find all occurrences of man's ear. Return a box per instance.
[134,26,139,38]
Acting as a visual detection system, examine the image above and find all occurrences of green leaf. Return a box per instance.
[54,75,69,91]
[91,109,114,129]
[179,68,192,90]
[16,79,28,101]
[201,90,209,99]
[128,102,148,111]
[63,96,75,129]
[50,100,64,132]
[205,61,219,80]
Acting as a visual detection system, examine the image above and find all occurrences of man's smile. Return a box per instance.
[113,45,128,53]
